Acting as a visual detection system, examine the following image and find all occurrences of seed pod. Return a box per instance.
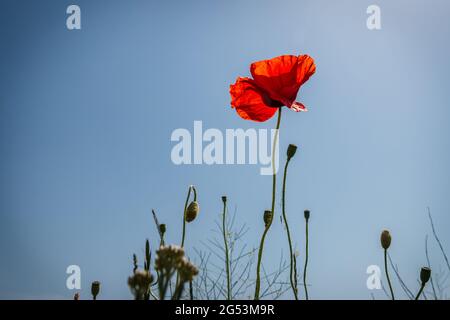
[185,201,199,222]
[304,209,310,221]
[263,210,273,227]
[380,230,391,250]
[287,144,298,160]
[159,224,166,235]
[222,196,227,203]
[287,144,297,160]
[91,281,100,300]
[420,267,431,284]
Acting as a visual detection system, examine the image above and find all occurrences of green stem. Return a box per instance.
[178,186,193,298]
[384,249,395,300]
[415,283,425,300]
[254,108,282,300]
[222,198,231,300]
[189,280,194,300]
[181,186,192,248]
[281,158,298,300]
[303,217,309,300]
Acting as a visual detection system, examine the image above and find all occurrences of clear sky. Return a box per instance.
[0,0,449,299]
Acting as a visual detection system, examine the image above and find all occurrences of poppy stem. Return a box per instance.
[281,156,298,300]
[178,185,193,299]
[181,186,192,248]
[303,213,309,300]
[254,108,282,300]
[222,197,231,300]
[384,249,395,300]
[415,283,425,300]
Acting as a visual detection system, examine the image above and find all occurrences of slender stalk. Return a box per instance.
[415,283,425,300]
[384,249,395,300]
[222,197,231,300]
[189,281,194,300]
[178,186,195,299]
[181,186,192,248]
[254,108,282,300]
[281,157,298,299]
[303,215,309,300]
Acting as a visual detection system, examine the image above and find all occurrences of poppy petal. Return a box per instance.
[230,77,278,122]
[289,101,308,112]
[250,55,316,106]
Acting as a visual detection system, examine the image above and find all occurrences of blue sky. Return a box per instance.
[0,0,449,299]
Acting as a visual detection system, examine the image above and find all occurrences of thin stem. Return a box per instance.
[281,158,298,299]
[222,198,231,300]
[428,207,450,272]
[178,186,193,298]
[415,283,425,300]
[384,249,395,300]
[181,186,192,248]
[254,108,282,300]
[189,281,194,300]
[172,282,185,300]
[303,217,309,300]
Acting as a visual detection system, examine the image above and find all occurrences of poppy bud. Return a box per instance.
[287,144,298,160]
[185,201,199,222]
[159,224,166,234]
[380,230,391,250]
[91,281,100,300]
[304,210,310,221]
[263,210,273,227]
[420,267,431,284]
[222,196,227,203]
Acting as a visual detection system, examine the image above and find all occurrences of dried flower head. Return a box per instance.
[159,224,167,234]
[178,257,199,282]
[420,267,431,284]
[155,245,185,272]
[128,270,153,299]
[380,230,392,250]
[185,201,199,222]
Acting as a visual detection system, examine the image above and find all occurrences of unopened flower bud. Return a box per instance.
[380,230,391,250]
[159,224,166,234]
[263,210,273,227]
[91,281,100,300]
[185,201,199,222]
[304,210,310,221]
[222,196,227,203]
[420,267,431,284]
[287,144,298,160]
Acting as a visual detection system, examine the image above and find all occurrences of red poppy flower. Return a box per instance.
[230,54,316,122]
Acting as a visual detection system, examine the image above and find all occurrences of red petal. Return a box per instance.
[230,77,279,122]
[250,55,316,106]
[289,101,308,112]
